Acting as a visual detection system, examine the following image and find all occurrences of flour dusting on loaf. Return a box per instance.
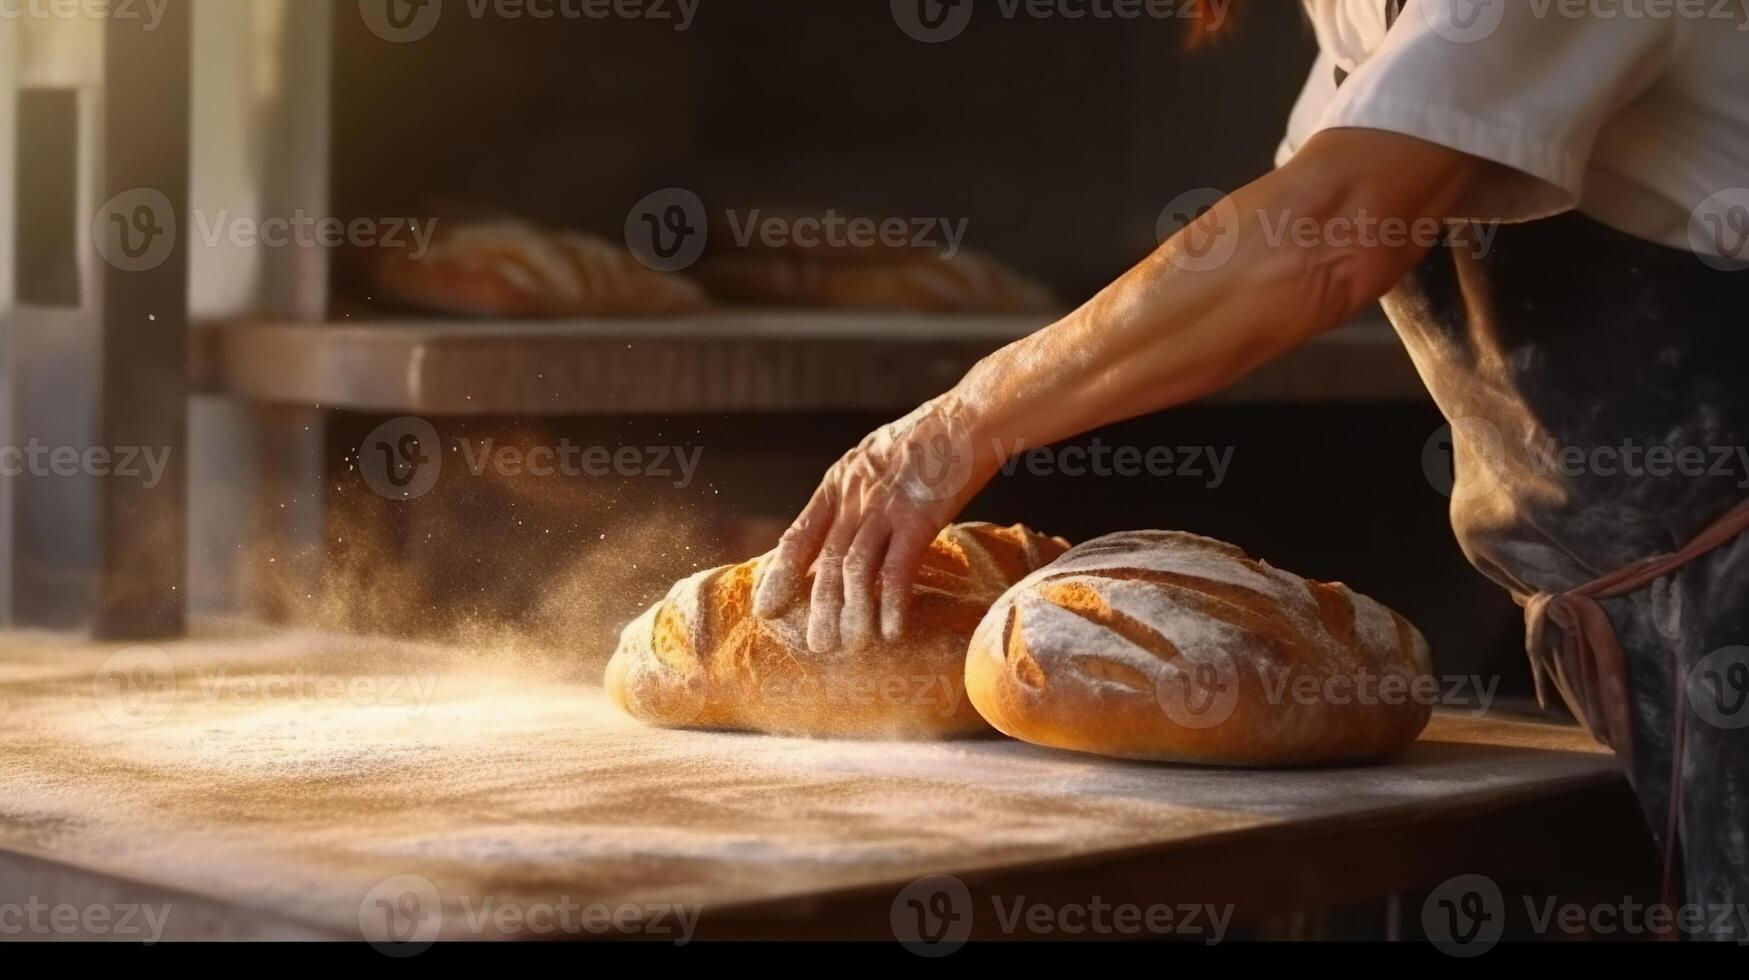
[966,530,1432,766]
[607,523,1069,739]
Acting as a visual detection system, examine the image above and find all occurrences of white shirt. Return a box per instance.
[1278,0,1749,259]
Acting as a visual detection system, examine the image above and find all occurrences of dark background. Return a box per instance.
[332,0,1316,302]
[310,2,1531,700]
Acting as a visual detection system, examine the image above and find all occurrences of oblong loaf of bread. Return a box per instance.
[966,531,1433,766]
[607,523,1070,739]
[373,221,708,317]
[693,250,1056,314]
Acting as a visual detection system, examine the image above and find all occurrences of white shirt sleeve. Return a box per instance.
[1284,1,1676,224]
[1276,48,1339,169]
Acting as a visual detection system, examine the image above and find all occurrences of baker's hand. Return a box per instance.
[752,393,995,653]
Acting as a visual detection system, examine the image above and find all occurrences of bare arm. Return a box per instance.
[755,128,1498,653]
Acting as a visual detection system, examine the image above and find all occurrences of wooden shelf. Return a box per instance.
[191,309,1426,416]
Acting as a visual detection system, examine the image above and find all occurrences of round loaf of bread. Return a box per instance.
[965,531,1433,766]
[607,523,1070,739]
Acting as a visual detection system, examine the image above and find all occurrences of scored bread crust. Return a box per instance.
[607,523,1070,739]
[372,221,708,317]
[965,531,1434,766]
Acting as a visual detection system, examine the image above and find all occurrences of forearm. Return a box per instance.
[949,130,1485,466]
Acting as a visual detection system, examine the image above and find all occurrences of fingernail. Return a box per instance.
[807,614,838,654]
[841,606,872,654]
[753,566,788,618]
[880,601,903,643]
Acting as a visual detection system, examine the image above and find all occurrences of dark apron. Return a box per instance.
[1342,0,1749,939]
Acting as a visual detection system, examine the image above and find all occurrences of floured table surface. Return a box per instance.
[0,629,1622,940]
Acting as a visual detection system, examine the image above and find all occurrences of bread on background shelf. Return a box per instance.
[368,219,708,318]
[694,248,1057,314]
[693,204,1056,313]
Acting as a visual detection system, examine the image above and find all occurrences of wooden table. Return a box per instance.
[0,628,1647,942]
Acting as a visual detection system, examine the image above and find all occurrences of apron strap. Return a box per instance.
[1520,495,1749,914]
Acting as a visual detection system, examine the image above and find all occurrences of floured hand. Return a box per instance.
[752,394,997,653]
